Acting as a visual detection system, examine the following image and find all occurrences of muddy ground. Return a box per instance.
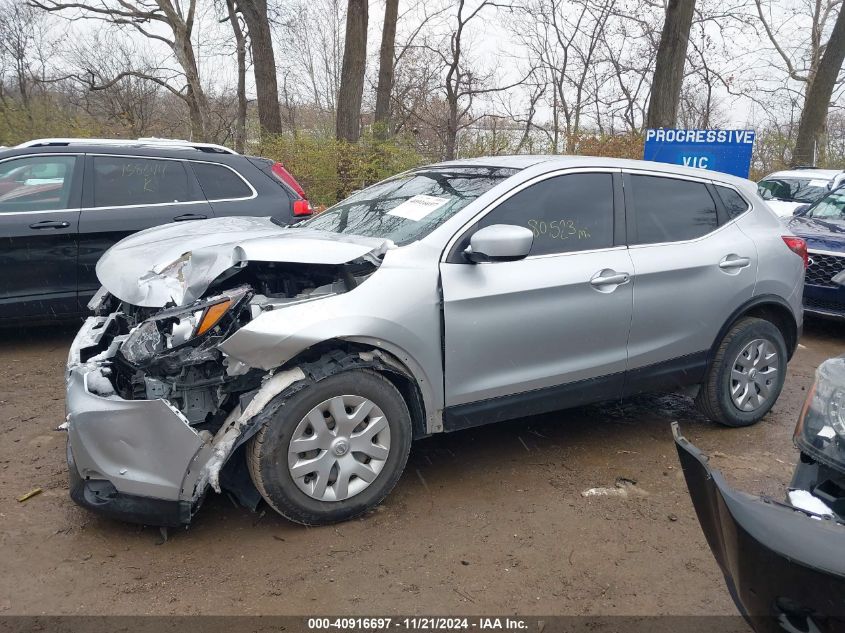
[1,319,843,617]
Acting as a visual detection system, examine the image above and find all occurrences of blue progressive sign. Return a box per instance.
[643,128,755,178]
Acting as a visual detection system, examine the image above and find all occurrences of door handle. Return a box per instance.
[29,220,70,229]
[719,255,751,270]
[590,270,631,287]
[173,213,207,222]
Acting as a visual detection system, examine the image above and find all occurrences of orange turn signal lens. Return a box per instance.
[195,299,232,336]
[794,380,817,443]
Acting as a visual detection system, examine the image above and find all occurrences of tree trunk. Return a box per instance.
[173,32,210,140]
[226,0,247,152]
[792,5,845,166]
[238,0,283,136]
[336,0,368,143]
[444,97,459,160]
[645,0,696,129]
[373,0,399,141]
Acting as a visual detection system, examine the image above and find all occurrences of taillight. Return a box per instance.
[270,162,307,199]
[782,236,808,268]
[292,199,312,217]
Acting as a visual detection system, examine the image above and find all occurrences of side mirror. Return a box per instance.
[793,204,811,216]
[833,271,845,288]
[464,224,534,263]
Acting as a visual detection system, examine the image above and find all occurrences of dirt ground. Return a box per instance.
[1,318,844,617]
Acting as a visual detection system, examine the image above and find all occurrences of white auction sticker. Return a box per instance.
[809,179,830,187]
[387,195,449,221]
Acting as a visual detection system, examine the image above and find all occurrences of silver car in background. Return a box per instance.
[65,156,806,527]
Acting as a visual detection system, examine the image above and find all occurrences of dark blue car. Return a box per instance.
[787,187,845,319]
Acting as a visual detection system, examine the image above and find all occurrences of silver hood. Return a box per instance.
[96,216,393,308]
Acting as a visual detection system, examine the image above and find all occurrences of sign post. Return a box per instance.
[643,129,755,178]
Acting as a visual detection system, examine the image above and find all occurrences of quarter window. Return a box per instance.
[191,162,252,200]
[715,186,749,219]
[478,173,615,256]
[93,157,200,207]
[0,155,77,212]
[628,175,718,244]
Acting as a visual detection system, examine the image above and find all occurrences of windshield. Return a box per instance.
[758,177,830,203]
[296,166,519,245]
[807,190,845,221]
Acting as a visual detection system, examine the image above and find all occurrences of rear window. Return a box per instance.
[192,162,253,200]
[757,177,829,204]
[93,157,200,207]
[715,186,749,219]
[628,175,718,244]
[297,167,519,245]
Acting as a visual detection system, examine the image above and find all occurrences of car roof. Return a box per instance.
[427,154,755,187]
[762,169,843,180]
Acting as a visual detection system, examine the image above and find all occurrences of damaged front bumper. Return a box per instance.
[65,314,305,526]
[673,423,845,632]
[66,317,211,526]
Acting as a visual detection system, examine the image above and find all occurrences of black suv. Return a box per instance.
[0,138,311,323]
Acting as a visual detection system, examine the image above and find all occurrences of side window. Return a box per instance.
[0,155,77,212]
[715,185,749,220]
[191,162,253,200]
[628,175,718,245]
[478,173,614,256]
[93,157,200,207]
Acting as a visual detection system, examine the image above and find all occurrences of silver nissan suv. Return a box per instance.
[65,156,806,527]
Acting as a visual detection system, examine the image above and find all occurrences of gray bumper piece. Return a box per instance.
[66,367,206,503]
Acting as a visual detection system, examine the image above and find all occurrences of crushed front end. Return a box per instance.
[65,245,384,527]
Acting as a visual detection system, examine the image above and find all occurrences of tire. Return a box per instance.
[695,317,788,427]
[247,368,412,526]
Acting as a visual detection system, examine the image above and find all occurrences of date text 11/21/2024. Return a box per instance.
[306,617,529,630]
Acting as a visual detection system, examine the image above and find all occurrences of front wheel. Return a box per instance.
[695,317,787,427]
[247,368,412,525]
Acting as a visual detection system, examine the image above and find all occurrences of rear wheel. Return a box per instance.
[695,317,787,427]
[247,369,412,525]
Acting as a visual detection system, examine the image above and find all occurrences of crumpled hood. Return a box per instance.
[96,216,392,307]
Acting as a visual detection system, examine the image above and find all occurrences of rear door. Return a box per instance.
[77,154,211,308]
[623,172,757,391]
[0,154,82,320]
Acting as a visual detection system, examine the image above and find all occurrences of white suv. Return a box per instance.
[758,168,845,217]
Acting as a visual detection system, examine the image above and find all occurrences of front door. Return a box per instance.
[0,154,82,320]
[440,170,633,427]
[77,154,212,308]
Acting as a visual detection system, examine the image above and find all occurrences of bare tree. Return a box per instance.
[225,0,247,150]
[792,4,845,165]
[0,0,42,111]
[335,0,367,142]
[515,0,615,153]
[31,0,213,140]
[646,0,696,129]
[237,0,282,135]
[374,0,399,140]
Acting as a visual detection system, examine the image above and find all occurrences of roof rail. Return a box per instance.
[15,137,238,154]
